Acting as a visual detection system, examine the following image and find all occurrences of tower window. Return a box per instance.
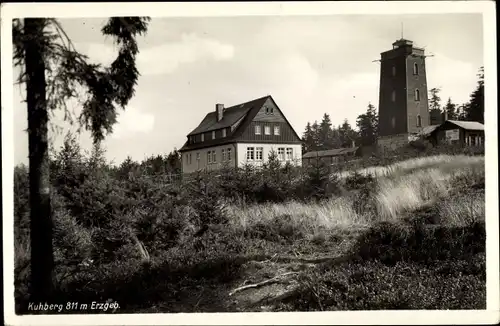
[392,66,396,76]
[391,90,396,102]
[417,115,422,127]
[413,63,419,75]
[414,89,420,101]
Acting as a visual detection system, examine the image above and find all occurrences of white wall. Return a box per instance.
[181,143,237,174]
[236,143,302,167]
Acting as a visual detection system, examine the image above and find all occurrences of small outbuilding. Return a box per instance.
[302,147,362,167]
[424,120,484,146]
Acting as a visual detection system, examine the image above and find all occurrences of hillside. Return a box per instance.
[14,148,485,313]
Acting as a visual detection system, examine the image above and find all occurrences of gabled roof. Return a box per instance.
[418,125,440,137]
[445,120,484,131]
[180,95,301,152]
[187,96,269,136]
[302,147,359,159]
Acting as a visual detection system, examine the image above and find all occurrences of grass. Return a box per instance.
[229,154,485,229]
[14,153,486,313]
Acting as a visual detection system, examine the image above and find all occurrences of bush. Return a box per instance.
[351,221,485,265]
[288,256,485,311]
[343,171,377,216]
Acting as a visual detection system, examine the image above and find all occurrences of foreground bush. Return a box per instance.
[288,254,485,311]
[351,221,485,264]
[14,141,486,313]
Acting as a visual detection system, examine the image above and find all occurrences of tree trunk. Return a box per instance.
[24,18,54,301]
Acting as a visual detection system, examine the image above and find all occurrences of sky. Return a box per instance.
[12,14,484,165]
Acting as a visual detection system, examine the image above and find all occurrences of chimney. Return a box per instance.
[444,109,448,121]
[216,103,224,122]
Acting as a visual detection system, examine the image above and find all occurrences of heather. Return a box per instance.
[14,138,486,313]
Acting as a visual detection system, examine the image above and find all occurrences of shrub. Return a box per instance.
[288,257,485,311]
[351,220,485,265]
[343,171,377,216]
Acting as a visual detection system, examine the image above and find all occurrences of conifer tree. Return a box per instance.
[13,17,150,301]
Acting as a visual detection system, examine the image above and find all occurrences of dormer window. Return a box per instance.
[255,125,261,135]
[274,125,280,135]
[212,131,216,140]
[222,129,227,137]
[201,133,204,142]
[264,126,271,135]
[413,63,419,75]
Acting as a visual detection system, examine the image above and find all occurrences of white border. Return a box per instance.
[2,1,498,325]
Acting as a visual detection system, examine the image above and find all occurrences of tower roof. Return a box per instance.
[392,38,413,48]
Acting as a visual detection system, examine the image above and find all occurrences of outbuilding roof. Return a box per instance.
[302,147,359,159]
[445,120,484,131]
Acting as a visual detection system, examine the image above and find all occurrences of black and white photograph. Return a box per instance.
[2,1,498,325]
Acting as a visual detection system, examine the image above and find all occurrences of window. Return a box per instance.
[207,151,211,164]
[212,131,216,140]
[256,147,263,161]
[286,148,293,161]
[278,148,285,161]
[392,66,396,76]
[196,153,200,161]
[189,153,192,165]
[212,151,216,163]
[274,126,280,135]
[227,148,232,160]
[417,115,422,127]
[265,107,274,114]
[413,63,419,75]
[414,89,420,101]
[201,133,204,142]
[222,129,226,137]
[264,126,271,135]
[255,125,261,135]
[391,90,396,102]
[222,149,226,162]
[246,147,255,161]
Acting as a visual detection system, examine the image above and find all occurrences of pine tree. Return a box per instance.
[318,113,334,150]
[428,87,442,125]
[356,103,378,146]
[338,119,357,147]
[463,67,484,123]
[302,122,316,153]
[13,17,150,302]
[330,126,343,149]
[443,97,457,121]
[166,148,182,174]
[311,120,320,151]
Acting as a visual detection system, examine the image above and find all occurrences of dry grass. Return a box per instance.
[227,154,485,231]
[337,154,484,179]
[227,196,367,233]
[439,192,485,226]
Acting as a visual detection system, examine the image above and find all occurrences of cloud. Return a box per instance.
[111,107,155,139]
[82,33,235,75]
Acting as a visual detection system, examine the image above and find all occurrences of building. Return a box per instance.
[179,95,302,174]
[422,120,484,146]
[302,147,362,167]
[377,38,431,152]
